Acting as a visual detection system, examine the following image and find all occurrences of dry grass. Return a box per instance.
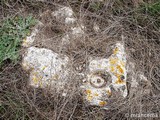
[0,0,160,120]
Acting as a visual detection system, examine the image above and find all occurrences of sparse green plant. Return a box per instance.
[133,1,160,31]
[0,15,36,67]
[142,1,160,16]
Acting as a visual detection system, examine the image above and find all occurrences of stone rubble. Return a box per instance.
[22,6,150,108]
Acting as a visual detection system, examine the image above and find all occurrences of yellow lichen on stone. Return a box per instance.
[109,58,118,65]
[115,76,125,84]
[113,47,119,54]
[32,75,39,84]
[87,95,93,101]
[85,89,91,95]
[85,89,93,101]
[110,66,115,72]
[94,93,99,96]
[106,90,111,96]
[116,65,124,74]
[99,101,107,106]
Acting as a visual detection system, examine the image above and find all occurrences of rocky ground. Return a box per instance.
[0,0,160,120]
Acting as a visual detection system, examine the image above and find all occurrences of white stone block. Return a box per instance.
[81,43,128,106]
[22,47,69,91]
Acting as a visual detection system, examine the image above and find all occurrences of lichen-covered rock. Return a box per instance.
[81,43,127,106]
[22,47,69,91]
[51,7,76,25]
[52,6,84,40]
[22,21,43,47]
[22,28,39,47]
[21,6,150,108]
